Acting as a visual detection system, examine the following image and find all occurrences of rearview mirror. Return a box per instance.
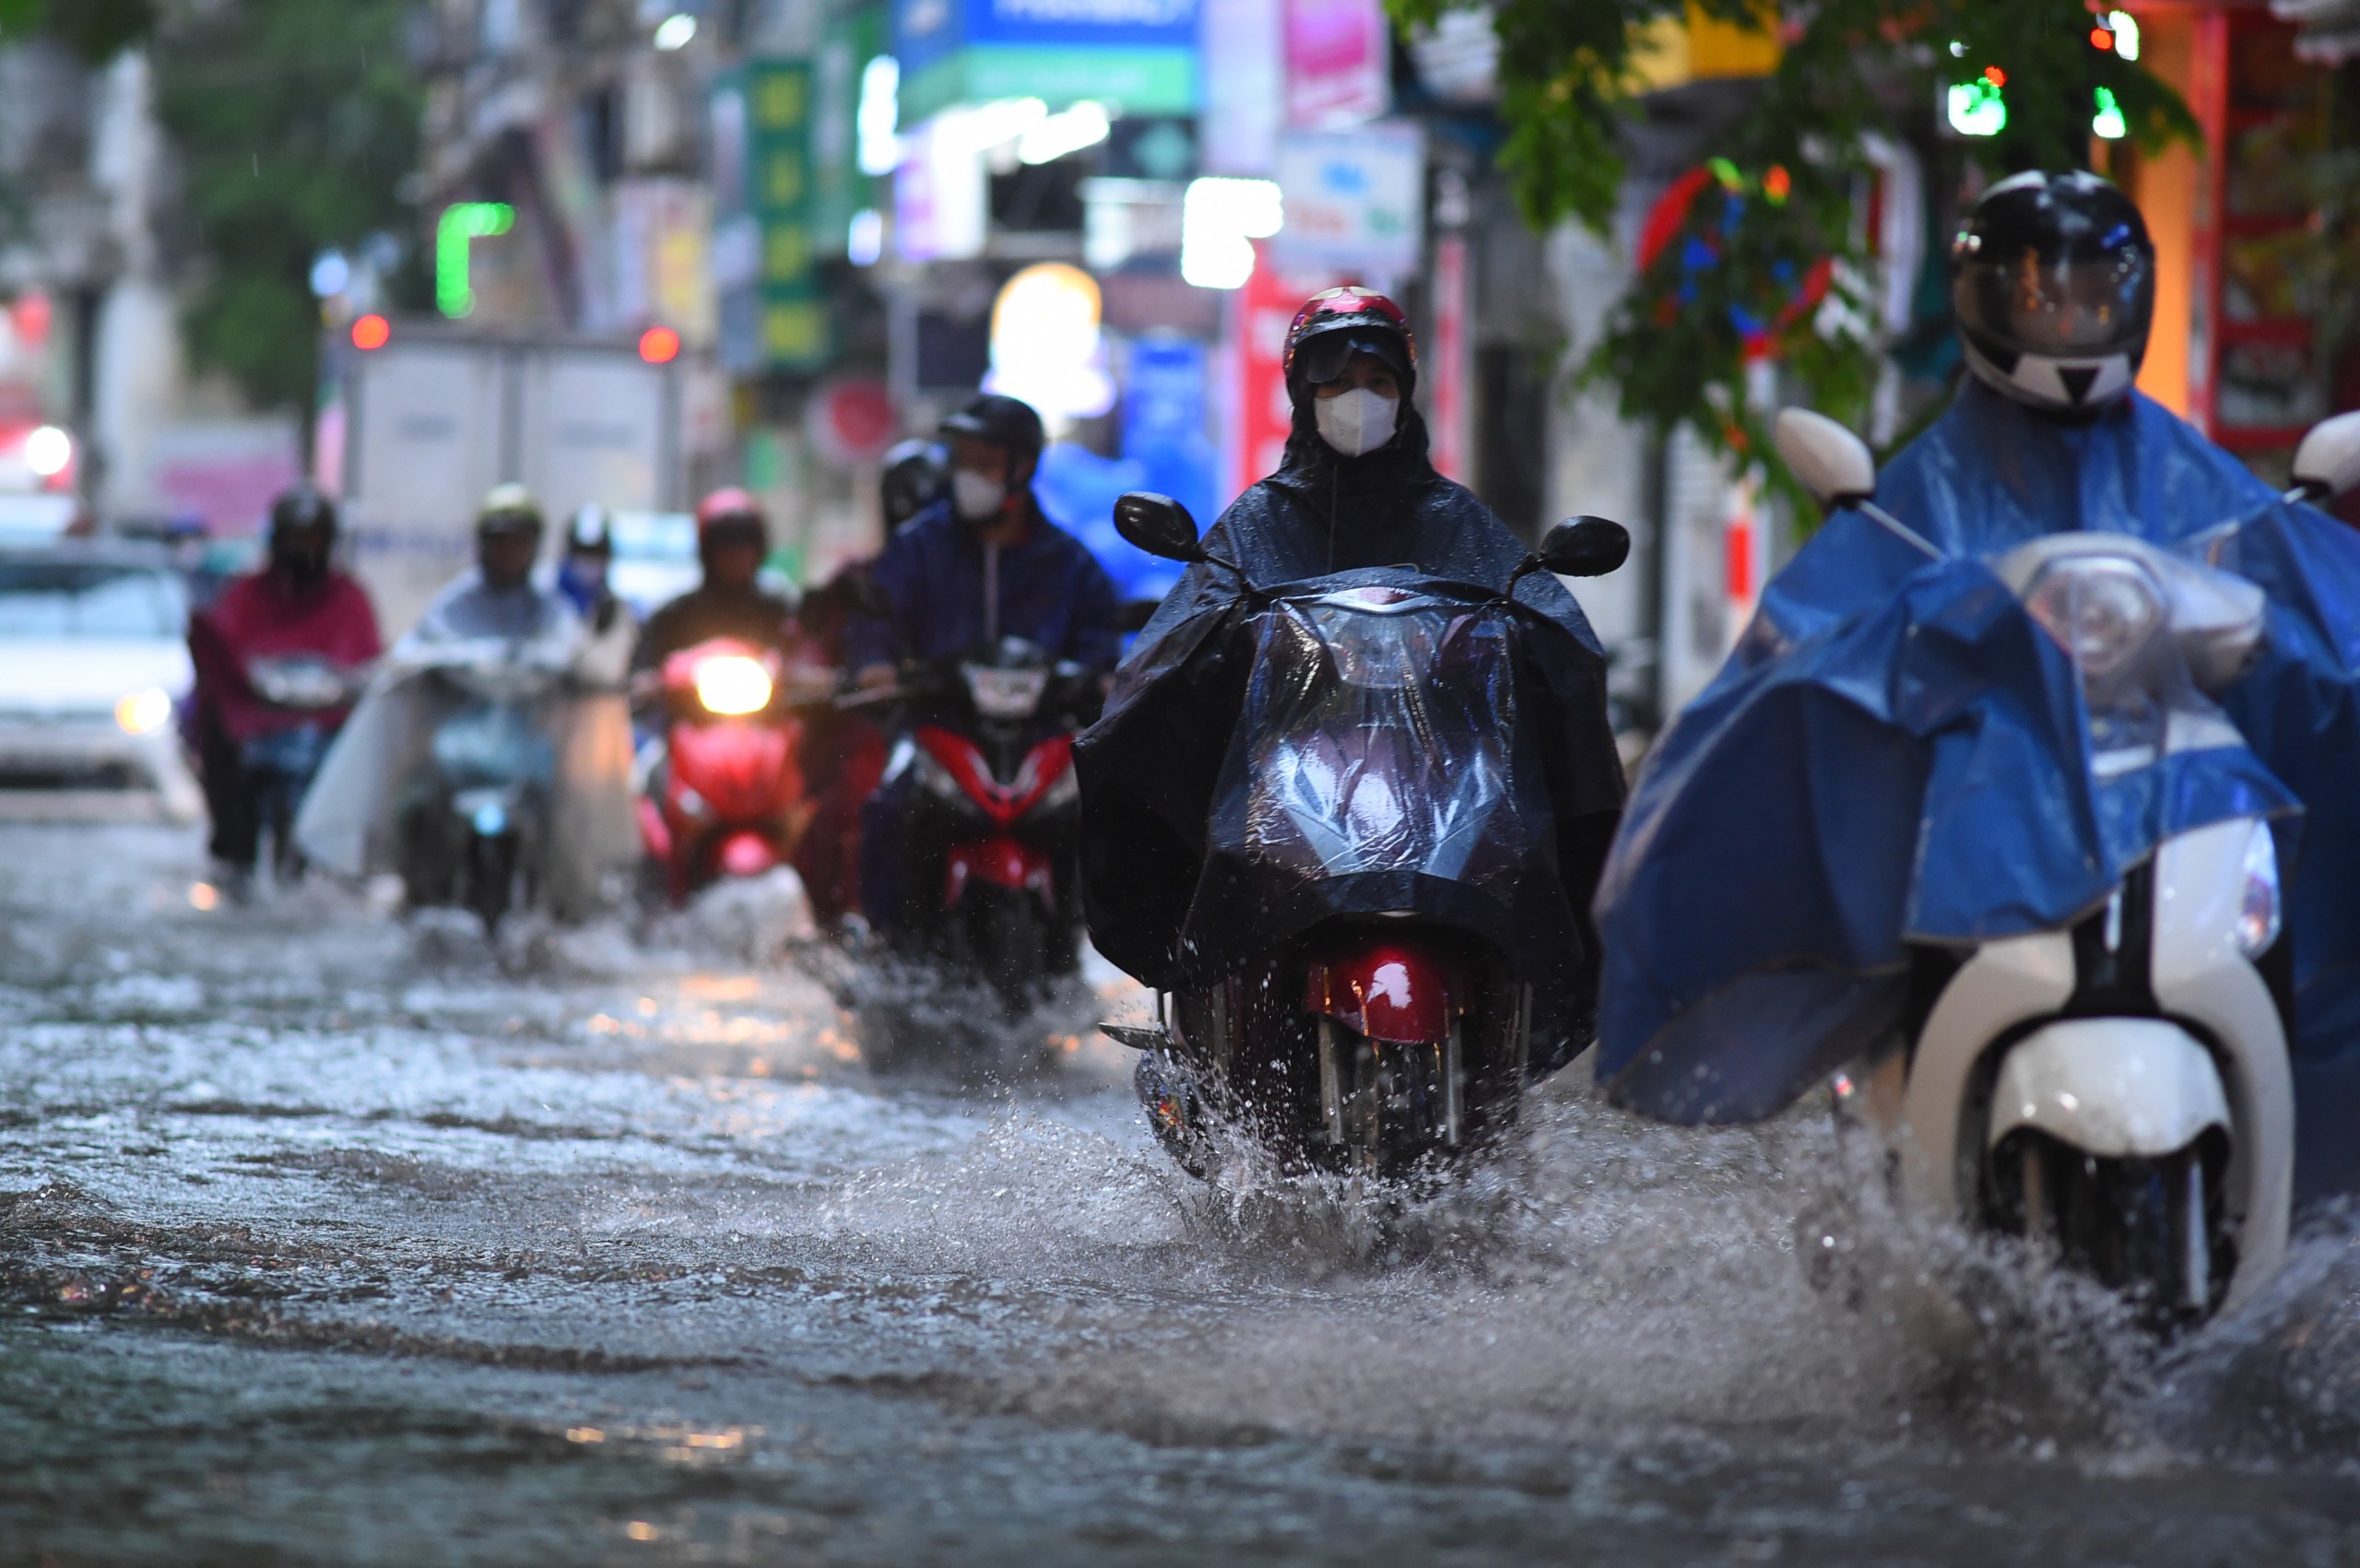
[2291,411,2360,504]
[1774,407,1876,508]
[1113,492,1203,564]
[1539,515,1631,578]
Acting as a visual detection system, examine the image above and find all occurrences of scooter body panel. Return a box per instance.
[2150,816,2293,1312]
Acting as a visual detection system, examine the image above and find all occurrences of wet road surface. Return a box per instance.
[5,823,2360,1565]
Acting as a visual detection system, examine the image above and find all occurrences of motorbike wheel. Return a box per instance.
[1995,1127,2229,1327]
[1322,1020,1464,1179]
[973,887,1047,1019]
[464,831,519,937]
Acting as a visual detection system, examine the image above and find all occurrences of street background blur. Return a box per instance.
[1,0,2357,727]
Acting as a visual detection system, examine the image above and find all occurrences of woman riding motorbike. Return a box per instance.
[1077,288,1627,1088]
[186,485,382,893]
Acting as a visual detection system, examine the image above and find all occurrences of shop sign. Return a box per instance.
[893,0,1200,123]
[1269,121,1425,281]
[713,60,829,374]
[1284,0,1388,128]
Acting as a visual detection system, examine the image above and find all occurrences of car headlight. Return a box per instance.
[115,688,171,736]
[693,654,773,716]
[2022,555,2165,685]
[2237,819,2282,958]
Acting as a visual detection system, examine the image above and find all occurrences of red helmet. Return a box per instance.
[1281,287,1417,399]
[696,487,767,550]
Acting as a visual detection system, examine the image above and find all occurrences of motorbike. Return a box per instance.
[636,637,829,905]
[240,653,366,884]
[404,657,559,936]
[1098,493,1630,1180]
[850,637,1102,1017]
[1774,406,2360,1326]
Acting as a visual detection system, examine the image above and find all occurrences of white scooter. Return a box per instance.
[1775,406,2360,1326]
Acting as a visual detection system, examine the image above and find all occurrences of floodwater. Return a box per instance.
[5,823,2360,1566]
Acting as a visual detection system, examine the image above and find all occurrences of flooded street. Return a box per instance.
[3,822,2359,1565]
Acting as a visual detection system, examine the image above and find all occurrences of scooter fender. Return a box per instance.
[635,796,673,862]
[1304,938,1464,1044]
[1987,1018,2229,1158]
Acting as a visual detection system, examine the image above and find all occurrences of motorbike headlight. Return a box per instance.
[2237,819,2282,958]
[2022,555,2166,685]
[963,664,1049,722]
[114,688,171,736]
[693,654,773,717]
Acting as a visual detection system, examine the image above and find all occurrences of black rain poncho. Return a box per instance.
[1074,416,1627,1073]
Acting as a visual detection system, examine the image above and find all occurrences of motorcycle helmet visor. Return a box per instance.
[1955,244,2153,359]
[1295,328,1410,389]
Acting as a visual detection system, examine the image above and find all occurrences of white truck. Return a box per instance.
[320,322,689,635]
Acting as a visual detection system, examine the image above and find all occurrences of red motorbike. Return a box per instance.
[858,640,1097,1014]
[636,638,822,904]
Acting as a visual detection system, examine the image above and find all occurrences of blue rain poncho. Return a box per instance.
[1594,380,2360,1202]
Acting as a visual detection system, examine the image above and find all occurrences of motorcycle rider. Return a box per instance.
[848,392,1124,941]
[1076,288,1627,1074]
[632,489,796,678]
[789,442,944,929]
[186,484,382,891]
[1592,171,2360,1202]
[558,505,637,690]
[295,486,635,914]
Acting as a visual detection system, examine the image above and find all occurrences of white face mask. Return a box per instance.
[951,468,1007,522]
[1316,387,1398,458]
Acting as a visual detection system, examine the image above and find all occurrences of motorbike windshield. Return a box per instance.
[1239,585,1519,887]
[1182,580,1564,979]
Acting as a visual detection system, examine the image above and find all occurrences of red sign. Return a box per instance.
[1285,0,1389,128]
[805,378,898,467]
[1428,235,1469,481]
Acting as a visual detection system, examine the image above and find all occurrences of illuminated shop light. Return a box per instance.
[1018,101,1111,166]
[847,208,884,266]
[858,57,901,175]
[1947,77,2007,137]
[436,202,514,319]
[23,424,71,477]
[653,13,696,50]
[2108,11,2140,59]
[2092,86,2127,140]
[1180,177,1282,290]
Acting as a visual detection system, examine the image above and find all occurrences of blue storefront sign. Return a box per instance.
[893,0,1200,121]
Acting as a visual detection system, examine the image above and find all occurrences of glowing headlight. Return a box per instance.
[2022,555,2165,684]
[115,688,171,735]
[2237,819,2282,958]
[693,654,773,716]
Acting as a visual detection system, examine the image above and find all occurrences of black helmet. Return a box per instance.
[939,394,1045,464]
[567,504,613,555]
[880,439,948,528]
[1282,287,1417,405]
[267,483,337,546]
[1953,170,2154,417]
[477,482,545,537]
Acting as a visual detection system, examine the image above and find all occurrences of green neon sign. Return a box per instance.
[436,202,514,318]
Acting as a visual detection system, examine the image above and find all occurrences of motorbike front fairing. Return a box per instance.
[1080,563,1623,1074]
[1595,383,2360,1200]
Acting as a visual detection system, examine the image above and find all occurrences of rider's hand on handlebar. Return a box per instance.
[855,663,897,691]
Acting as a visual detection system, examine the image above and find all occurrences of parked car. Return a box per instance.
[0,543,200,819]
